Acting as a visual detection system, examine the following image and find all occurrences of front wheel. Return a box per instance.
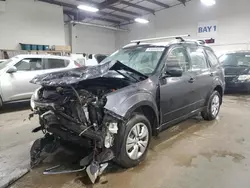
[202,91,221,121]
[115,114,152,168]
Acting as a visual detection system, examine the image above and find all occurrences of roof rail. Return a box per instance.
[182,39,206,45]
[130,34,190,44]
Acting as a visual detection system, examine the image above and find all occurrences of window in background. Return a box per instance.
[44,59,70,69]
[15,58,42,71]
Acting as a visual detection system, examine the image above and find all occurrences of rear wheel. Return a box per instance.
[115,113,152,168]
[202,91,221,121]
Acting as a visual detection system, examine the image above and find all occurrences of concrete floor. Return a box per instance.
[0,103,42,188]
[1,95,250,188]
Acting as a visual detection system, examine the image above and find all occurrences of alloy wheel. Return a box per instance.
[126,122,149,160]
[211,94,220,117]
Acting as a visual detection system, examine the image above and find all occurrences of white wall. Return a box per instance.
[2,0,250,54]
[64,24,70,46]
[71,24,116,54]
[0,0,65,50]
[115,0,250,55]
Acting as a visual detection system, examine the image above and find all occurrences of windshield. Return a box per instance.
[219,53,250,67]
[101,46,165,75]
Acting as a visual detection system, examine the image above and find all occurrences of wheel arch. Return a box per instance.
[125,101,159,136]
[214,85,223,104]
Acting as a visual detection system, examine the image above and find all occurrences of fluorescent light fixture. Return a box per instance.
[134,18,149,24]
[77,5,99,12]
[200,0,216,6]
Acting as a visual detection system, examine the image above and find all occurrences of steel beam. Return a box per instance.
[108,6,141,16]
[145,0,169,8]
[39,0,128,23]
[98,0,120,9]
[120,1,154,14]
[64,10,121,24]
[178,0,186,5]
[77,0,140,17]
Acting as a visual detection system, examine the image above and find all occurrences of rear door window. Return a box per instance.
[43,58,70,69]
[15,58,42,71]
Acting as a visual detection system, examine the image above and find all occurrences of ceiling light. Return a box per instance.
[77,5,99,12]
[200,0,216,6]
[134,18,149,24]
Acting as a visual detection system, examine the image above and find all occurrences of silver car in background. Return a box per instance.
[0,55,80,108]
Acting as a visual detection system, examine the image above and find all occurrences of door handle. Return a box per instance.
[189,77,195,83]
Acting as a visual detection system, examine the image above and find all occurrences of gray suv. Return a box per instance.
[29,38,225,182]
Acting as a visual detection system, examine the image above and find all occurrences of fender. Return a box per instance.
[105,90,159,124]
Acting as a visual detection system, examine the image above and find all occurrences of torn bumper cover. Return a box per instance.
[29,80,127,183]
[31,101,124,147]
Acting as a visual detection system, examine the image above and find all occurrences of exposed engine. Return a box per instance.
[29,78,129,183]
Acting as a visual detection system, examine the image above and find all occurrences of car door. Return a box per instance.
[187,46,213,109]
[160,45,196,126]
[1,58,44,101]
[43,58,71,74]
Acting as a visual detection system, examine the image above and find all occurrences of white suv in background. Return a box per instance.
[0,55,80,108]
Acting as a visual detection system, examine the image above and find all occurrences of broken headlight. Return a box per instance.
[30,87,42,110]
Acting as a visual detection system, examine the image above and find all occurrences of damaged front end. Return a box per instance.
[28,60,149,183]
[29,79,128,183]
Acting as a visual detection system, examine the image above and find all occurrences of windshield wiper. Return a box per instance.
[115,70,139,82]
[110,60,148,80]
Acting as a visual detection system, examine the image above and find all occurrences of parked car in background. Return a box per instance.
[219,51,250,92]
[86,54,107,66]
[0,59,6,63]
[0,55,81,108]
[29,38,224,183]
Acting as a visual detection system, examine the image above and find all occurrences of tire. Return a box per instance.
[114,113,152,168]
[30,138,43,168]
[201,90,221,121]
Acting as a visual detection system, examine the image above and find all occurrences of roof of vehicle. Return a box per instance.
[14,54,73,60]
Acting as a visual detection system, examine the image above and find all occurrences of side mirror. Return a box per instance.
[6,66,17,73]
[164,67,183,78]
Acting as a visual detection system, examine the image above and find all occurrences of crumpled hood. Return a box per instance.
[30,63,110,86]
[30,61,147,86]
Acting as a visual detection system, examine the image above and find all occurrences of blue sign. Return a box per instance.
[198,25,217,33]
[197,21,218,37]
